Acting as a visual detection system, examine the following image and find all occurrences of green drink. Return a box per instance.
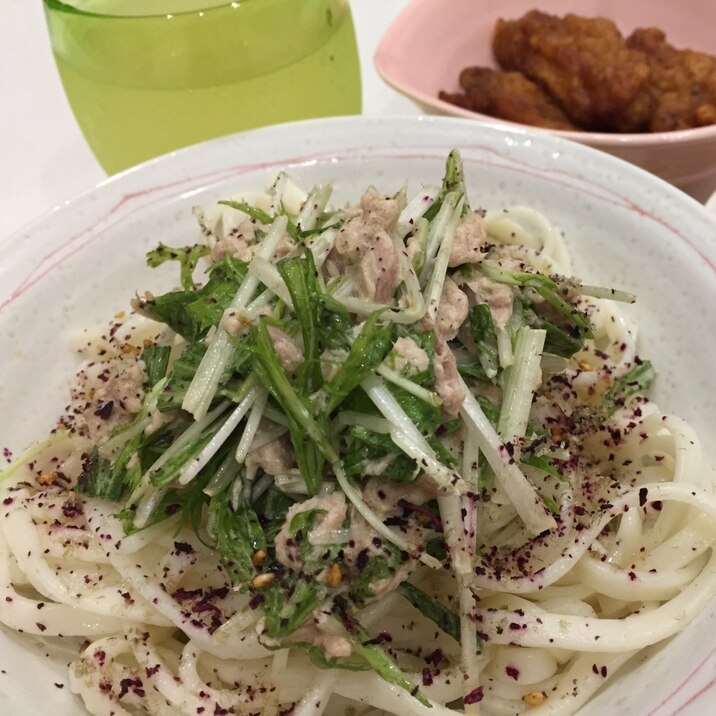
[44,0,362,174]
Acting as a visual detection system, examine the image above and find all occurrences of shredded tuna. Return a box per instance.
[342,510,381,566]
[359,188,402,229]
[449,211,487,267]
[210,216,261,262]
[246,435,294,477]
[266,325,303,373]
[334,189,402,303]
[363,477,434,518]
[389,336,430,376]
[435,276,469,341]
[335,190,400,258]
[433,333,466,417]
[456,271,514,331]
[359,231,401,303]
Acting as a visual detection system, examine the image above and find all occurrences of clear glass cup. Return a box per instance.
[43,0,362,174]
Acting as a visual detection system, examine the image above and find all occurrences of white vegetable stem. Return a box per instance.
[307,227,338,270]
[178,387,260,486]
[331,278,391,316]
[376,363,442,407]
[382,232,426,324]
[497,327,546,443]
[459,583,482,716]
[235,387,269,464]
[0,431,89,486]
[436,491,482,711]
[247,257,294,307]
[268,172,291,215]
[202,447,241,497]
[361,374,463,495]
[419,191,459,287]
[396,186,439,239]
[129,399,232,506]
[331,411,393,436]
[296,185,332,231]
[496,328,513,370]
[182,215,288,420]
[437,495,471,578]
[424,196,464,321]
[133,486,168,529]
[245,290,281,322]
[580,284,636,303]
[408,217,429,274]
[459,380,556,535]
[461,439,480,554]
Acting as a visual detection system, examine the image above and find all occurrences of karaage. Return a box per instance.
[627,27,716,131]
[492,10,653,132]
[438,66,578,130]
[440,10,716,135]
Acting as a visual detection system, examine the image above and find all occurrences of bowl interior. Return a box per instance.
[1,117,716,714]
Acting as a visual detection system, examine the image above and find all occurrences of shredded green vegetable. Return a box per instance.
[64,152,649,708]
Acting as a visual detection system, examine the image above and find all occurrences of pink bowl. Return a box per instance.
[375,0,716,200]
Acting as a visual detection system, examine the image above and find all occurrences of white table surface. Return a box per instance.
[0,0,417,242]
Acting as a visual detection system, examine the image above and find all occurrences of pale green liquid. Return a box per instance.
[70,0,230,14]
[46,0,361,173]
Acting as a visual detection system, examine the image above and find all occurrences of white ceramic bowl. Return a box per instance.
[1,116,715,715]
[375,0,716,200]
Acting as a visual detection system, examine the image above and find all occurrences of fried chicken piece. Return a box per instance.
[493,10,653,132]
[439,66,579,130]
[627,28,716,132]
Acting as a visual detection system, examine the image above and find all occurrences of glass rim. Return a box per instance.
[42,0,255,19]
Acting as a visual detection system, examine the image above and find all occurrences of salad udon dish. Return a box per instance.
[1,150,715,716]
